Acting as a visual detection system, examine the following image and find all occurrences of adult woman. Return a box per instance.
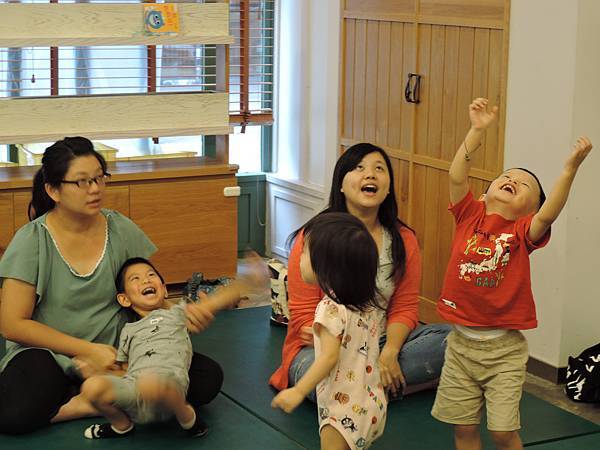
[0,137,222,434]
[270,142,451,400]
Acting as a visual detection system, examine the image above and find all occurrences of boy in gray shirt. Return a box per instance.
[81,256,266,439]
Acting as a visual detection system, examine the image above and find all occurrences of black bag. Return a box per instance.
[565,342,600,403]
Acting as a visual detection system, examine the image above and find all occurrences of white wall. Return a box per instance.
[273,0,309,180]
[506,0,600,367]
[268,0,340,259]
[561,0,600,363]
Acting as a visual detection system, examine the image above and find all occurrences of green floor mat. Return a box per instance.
[2,307,598,449]
[524,432,600,449]
[193,306,600,450]
[0,393,304,450]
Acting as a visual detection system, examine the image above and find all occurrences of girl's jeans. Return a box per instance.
[289,323,451,402]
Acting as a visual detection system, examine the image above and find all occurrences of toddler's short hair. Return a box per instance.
[116,257,164,294]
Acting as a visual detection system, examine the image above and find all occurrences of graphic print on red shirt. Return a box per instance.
[438,192,550,330]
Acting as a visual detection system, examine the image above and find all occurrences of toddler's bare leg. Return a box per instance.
[137,374,207,437]
[320,425,350,450]
[51,393,100,423]
[490,430,523,450]
[455,424,482,450]
[81,376,132,431]
[137,375,195,425]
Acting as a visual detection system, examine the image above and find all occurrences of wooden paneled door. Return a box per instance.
[340,0,510,322]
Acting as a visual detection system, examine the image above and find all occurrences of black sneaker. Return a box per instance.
[186,414,209,438]
[84,423,133,439]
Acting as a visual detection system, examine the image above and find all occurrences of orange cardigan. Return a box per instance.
[269,225,422,390]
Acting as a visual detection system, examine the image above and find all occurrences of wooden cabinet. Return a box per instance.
[129,177,237,283]
[0,158,238,284]
[0,193,13,255]
[340,0,509,322]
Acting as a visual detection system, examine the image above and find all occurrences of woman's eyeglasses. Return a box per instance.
[60,173,111,189]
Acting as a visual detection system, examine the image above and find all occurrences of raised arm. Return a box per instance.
[270,325,341,413]
[528,137,593,243]
[449,98,498,205]
[0,278,117,369]
[184,252,270,332]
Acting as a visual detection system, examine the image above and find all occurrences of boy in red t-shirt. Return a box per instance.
[431,98,593,450]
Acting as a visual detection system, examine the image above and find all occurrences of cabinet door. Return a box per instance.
[130,176,238,284]
[13,191,31,231]
[0,193,14,257]
[103,185,130,216]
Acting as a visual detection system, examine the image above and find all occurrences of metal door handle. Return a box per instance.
[404,73,422,104]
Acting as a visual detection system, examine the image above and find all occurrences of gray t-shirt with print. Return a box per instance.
[117,302,192,390]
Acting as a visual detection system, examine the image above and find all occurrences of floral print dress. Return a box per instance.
[314,298,387,449]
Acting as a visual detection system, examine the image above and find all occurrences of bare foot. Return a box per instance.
[51,393,100,423]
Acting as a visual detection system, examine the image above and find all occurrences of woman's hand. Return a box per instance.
[73,357,124,379]
[271,387,304,413]
[299,326,314,346]
[73,356,98,379]
[378,345,406,397]
[185,296,216,334]
[79,343,117,373]
[469,97,498,131]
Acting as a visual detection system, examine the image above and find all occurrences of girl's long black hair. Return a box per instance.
[289,142,410,279]
[29,137,108,220]
[303,212,382,312]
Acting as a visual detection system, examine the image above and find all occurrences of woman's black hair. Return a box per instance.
[115,257,165,294]
[303,212,383,312]
[29,136,108,220]
[288,142,410,279]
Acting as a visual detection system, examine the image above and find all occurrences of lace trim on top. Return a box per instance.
[376,229,395,307]
[41,216,109,278]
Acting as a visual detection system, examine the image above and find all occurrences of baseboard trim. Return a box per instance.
[527,357,567,384]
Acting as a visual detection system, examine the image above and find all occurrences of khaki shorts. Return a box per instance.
[431,329,529,431]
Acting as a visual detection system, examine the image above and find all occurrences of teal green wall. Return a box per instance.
[237,173,266,255]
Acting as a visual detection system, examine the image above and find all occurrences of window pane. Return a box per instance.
[229,125,262,173]
[229,0,274,115]
[95,137,203,159]
[0,47,51,98]
[58,46,146,95]
[157,45,215,92]
[155,135,203,155]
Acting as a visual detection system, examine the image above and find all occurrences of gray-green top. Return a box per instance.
[0,209,157,375]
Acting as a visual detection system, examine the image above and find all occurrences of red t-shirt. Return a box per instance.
[438,191,550,330]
